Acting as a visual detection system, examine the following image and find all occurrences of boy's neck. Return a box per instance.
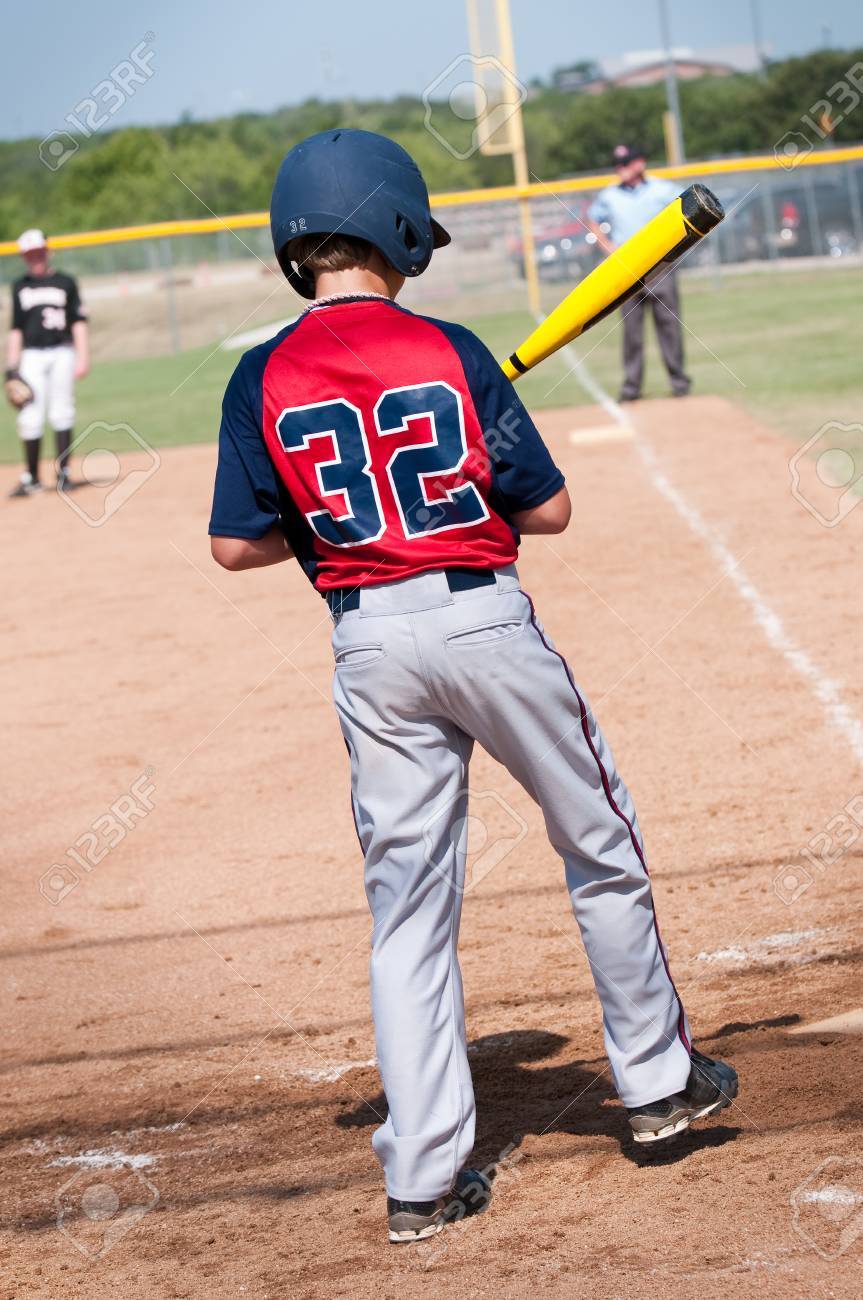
[313,251,404,302]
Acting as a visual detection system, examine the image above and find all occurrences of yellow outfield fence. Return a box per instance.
[2,143,861,359]
[2,144,863,258]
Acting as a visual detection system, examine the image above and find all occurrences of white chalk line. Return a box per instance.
[290,1057,377,1084]
[22,1122,192,1171]
[285,1035,517,1085]
[636,438,863,767]
[803,1185,863,1207]
[696,927,831,965]
[547,324,863,769]
[48,1149,155,1171]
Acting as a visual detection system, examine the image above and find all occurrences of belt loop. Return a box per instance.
[494,563,520,594]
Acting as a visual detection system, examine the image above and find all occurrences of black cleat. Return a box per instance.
[387,1167,492,1244]
[8,473,43,498]
[627,1048,738,1144]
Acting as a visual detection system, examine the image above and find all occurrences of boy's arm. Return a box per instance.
[6,328,23,372]
[72,319,89,380]
[7,283,24,371]
[211,527,293,570]
[512,486,571,534]
[209,353,295,568]
[68,277,89,378]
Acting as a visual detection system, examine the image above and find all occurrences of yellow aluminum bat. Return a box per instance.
[501,183,724,381]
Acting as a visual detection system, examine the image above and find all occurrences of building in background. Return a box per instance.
[553,44,767,95]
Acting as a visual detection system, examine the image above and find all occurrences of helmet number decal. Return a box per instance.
[276,382,487,547]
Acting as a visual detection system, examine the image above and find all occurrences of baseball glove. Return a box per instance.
[4,371,34,410]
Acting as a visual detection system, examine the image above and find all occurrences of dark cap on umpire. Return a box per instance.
[612,144,646,166]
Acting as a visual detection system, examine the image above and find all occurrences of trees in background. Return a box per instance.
[1,49,861,239]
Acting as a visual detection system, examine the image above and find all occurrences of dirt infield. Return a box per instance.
[3,395,863,1299]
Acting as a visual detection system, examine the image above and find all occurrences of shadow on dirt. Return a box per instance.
[335,1028,743,1171]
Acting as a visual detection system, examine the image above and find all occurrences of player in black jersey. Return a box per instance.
[5,229,89,497]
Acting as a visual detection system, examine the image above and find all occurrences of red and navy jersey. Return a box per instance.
[209,296,564,592]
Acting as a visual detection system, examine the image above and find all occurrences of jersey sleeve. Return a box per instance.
[447,325,565,516]
[209,352,282,539]
[11,281,24,331]
[66,277,87,323]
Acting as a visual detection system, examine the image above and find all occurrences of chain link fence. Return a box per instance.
[2,157,862,360]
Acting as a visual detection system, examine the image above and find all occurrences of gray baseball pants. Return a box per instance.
[621,272,690,398]
[331,565,691,1200]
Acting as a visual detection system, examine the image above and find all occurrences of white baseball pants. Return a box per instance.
[17,346,76,441]
[331,565,691,1200]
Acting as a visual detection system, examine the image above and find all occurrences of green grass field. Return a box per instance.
[2,266,860,464]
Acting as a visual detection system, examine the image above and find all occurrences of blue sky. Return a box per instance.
[3,0,862,139]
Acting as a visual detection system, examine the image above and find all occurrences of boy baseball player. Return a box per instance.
[5,229,89,497]
[209,130,738,1244]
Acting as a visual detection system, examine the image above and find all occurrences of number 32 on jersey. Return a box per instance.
[275,381,489,547]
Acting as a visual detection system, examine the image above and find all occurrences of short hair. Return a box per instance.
[283,232,374,277]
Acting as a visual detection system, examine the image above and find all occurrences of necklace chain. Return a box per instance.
[309,291,392,309]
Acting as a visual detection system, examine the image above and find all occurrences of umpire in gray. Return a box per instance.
[587,144,690,402]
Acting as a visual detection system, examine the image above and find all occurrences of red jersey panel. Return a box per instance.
[209,297,565,593]
[260,299,515,589]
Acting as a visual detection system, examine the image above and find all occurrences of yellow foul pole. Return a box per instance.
[466,0,541,314]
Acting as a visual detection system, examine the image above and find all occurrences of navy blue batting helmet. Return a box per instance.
[270,129,450,298]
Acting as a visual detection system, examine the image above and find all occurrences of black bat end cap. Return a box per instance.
[683,184,725,233]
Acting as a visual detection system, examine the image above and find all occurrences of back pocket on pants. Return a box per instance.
[445,618,525,650]
[334,643,386,668]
